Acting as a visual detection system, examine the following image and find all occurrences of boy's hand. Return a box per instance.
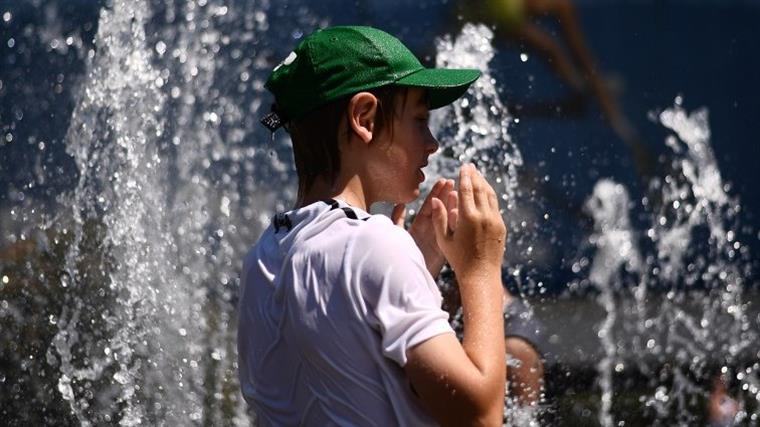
[392,178,458,278]
[405,164,507,426]
[431,164,506,280]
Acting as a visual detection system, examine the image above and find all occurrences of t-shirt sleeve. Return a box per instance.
[351,219,454,367]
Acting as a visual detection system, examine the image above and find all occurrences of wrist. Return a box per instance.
[452,260,501,283]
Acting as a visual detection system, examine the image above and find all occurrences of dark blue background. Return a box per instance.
[2,0,759,293]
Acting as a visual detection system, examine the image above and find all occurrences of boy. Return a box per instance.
[238,26,506,426]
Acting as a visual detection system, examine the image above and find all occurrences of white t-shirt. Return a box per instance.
[238,199,454,426]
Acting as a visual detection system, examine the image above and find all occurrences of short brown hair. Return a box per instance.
[285,86,408,202]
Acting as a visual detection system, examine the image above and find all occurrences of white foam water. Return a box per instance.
[583,100,758,425]
[430,23,523,210]
[3,3,757,426]
[46,0,288,424]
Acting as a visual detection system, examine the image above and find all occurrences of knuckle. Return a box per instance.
[462,209,479,222]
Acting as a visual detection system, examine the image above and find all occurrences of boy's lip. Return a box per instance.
[417,162,428,182]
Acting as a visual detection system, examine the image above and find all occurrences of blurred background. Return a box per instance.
[1,0,758,425]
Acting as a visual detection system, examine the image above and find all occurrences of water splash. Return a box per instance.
[430,23,523,210]
[583,99,759,425]
[53,2,171,424]
[430,23,551,426]
[585,179,641,427]
[2,2,758,426]
[45,0,291,424]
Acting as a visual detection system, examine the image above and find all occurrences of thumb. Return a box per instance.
[431,197,449,243]
[391,203,406,227]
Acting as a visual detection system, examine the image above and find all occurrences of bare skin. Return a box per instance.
[505,337,544,405]
[300,88,507,425]
[391,178,459,278]
[507,0,634,141]
[497,291,544,408]
[441,278,546,408]
[467,0,657,179]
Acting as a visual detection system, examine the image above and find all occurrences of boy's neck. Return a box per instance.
[296,174,370,211]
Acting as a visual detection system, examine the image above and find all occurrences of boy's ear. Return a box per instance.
[348,92,377,144]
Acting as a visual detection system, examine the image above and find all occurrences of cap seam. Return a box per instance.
[393,67,425,83]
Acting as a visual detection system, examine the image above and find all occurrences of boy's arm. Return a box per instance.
[405,164,506,426]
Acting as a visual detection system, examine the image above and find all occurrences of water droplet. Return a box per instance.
[520,53,529,62]
[2,11,12,22]
[114,371,129,385]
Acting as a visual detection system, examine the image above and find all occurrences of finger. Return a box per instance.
[488,187,499,212]
[445,190,458,230]
[431,197,449,242]
[391,203,406,227]
[448,208,458,232]
[445,188,458,212]
[471,166,488,209]
[419,179,446,217]
[443,179,455,196]
[458,164,475,214]
[432,180,454,218]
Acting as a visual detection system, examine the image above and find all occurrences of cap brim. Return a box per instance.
[395,68,480,110]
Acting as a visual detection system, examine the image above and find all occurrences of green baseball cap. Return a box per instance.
[261,26,480,130]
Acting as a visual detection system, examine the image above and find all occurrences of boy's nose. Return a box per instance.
[426,132,439,154]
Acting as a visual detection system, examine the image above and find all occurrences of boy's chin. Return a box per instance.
[404,188,421,203]
[382,187,420,206]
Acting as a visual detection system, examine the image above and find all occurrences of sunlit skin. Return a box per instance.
[298,88,456,278]
[298,87,508,425]
[298,88,439,208]
[502,291,545,406]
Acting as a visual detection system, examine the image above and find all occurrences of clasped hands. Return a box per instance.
[392,177,458,278]
[392,164,505,279]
